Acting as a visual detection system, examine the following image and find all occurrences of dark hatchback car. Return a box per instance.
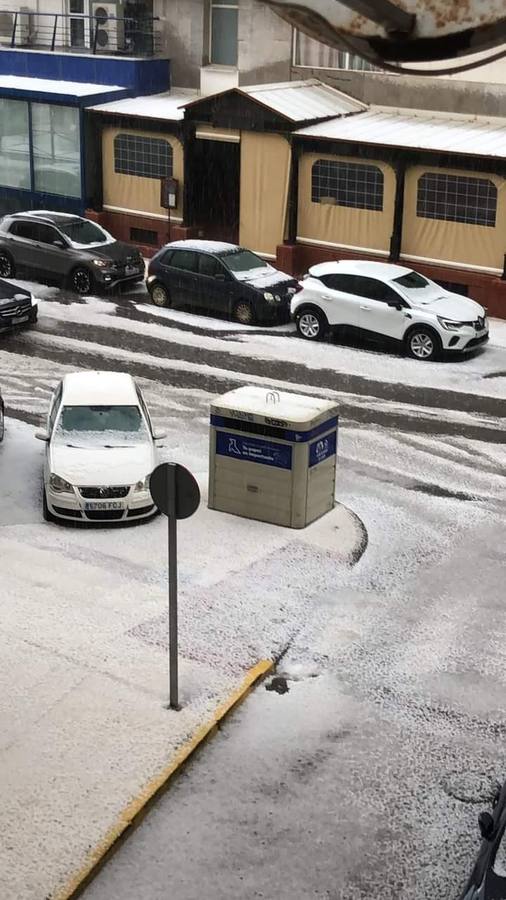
[459,780,506,899]
[146,240,300,325]
[0,277,37,336]
[0,211,144,295]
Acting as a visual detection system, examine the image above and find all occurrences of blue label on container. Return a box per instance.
[216,431,292,469]
[309,430,337,467]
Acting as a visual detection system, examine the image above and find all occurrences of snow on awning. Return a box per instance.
[296,107,506,160]
[182,78,366,125]
[90,89,198,122]
[0,75,128,105]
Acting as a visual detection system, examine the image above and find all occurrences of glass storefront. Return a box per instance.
[0,98,81,199]
[0,98,31,190]
[32,104,81,198]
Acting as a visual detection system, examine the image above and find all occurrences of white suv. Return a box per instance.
[291,261,489,361]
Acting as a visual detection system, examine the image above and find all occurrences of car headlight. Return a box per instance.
[49,473,74,493]
[264,291,281,303]
[134,475,150,492]
[437,316,466,331]
[92,258,109,268]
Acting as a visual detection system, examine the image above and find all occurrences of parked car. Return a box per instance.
[146,240,301,325]
[35,371,165,524]
[0,387,4,443]
[0,277,38,336]
[0,211,144,295]
[458,780,506,899]
[291,260,489,361]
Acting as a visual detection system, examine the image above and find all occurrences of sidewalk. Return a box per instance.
[0,418,365,900]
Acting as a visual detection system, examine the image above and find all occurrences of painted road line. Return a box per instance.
[53,659,274,900]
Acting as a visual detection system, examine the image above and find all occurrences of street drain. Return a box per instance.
[265,676,289,694]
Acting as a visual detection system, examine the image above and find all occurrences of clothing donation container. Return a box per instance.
[208,386,338,528]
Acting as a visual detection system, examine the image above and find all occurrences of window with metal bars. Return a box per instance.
[311,159,384,210]
[416,172,497,227]
[114,134,173,179]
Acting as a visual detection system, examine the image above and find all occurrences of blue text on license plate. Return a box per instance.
[84,501,123,510]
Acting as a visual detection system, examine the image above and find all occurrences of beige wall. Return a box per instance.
[239,132,291,258]
[102,126,184,221]
[402,165,506,273]
[298,152,396,255]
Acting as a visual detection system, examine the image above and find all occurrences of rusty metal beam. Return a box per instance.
[336,0,415,35]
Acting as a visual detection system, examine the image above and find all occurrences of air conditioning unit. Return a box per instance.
[91,1,124,53]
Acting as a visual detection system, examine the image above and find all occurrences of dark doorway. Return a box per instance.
[189,139,240,244]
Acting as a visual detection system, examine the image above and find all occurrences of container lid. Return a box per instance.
[211,386,338,429]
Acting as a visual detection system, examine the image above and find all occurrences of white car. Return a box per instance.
[291,261,489,361]
[35,371,165,524]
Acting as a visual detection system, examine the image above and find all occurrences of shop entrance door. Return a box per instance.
[190,138,240,245]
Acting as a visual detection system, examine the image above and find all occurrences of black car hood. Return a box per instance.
[0,278,31,303]
[80,241,141,262]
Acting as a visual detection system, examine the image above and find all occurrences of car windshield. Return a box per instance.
[57,219,110,245]
[392,270,445,305]
[219,249,266,273]
[55,405,148,446]
[393,271,430,290]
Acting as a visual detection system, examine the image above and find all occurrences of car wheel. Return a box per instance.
[150,283,171,308]
[0,405,4,443]
[296,308,327,341]
[70,267,93,296]
[233,300,255,326]
[406,326,441,361]
[0,252,15,278]
[42,489,55,523]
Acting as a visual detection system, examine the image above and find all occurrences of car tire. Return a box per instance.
[233,300,255,326]
[149,283,171,308]
[0,252,15,279]
[42,488,55,523]
[0,405,4,443]
[69,266,94,296]
[296,308,328,341]
[405,326,441,361]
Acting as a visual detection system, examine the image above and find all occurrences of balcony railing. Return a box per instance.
[0,9,162,57]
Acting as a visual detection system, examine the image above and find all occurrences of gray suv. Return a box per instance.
[0,211,145,295]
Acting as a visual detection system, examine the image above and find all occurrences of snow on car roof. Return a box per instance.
[166,240,239,253]
[61,372,138,406]
[12,210,81,223]
[308,260,414,281]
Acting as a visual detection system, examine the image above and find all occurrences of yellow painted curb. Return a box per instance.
[53,659,274,900]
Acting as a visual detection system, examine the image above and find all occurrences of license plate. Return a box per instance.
[13,314,29,324]
[84,501,123,511]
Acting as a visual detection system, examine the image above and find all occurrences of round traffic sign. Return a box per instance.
[149,463,200,519]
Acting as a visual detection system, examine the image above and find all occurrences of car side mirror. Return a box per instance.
[35,430,50,442]
[387,299,403,310]
[53,240,66,249]
[152,430,167,441]
[478,811,495,841]
[215,273,227,282]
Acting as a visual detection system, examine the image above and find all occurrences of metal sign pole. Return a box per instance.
[167,462,179,709]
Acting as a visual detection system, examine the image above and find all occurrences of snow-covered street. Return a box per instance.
[0,283,505,900]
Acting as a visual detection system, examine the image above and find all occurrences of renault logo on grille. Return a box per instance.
[99,487,107,497]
